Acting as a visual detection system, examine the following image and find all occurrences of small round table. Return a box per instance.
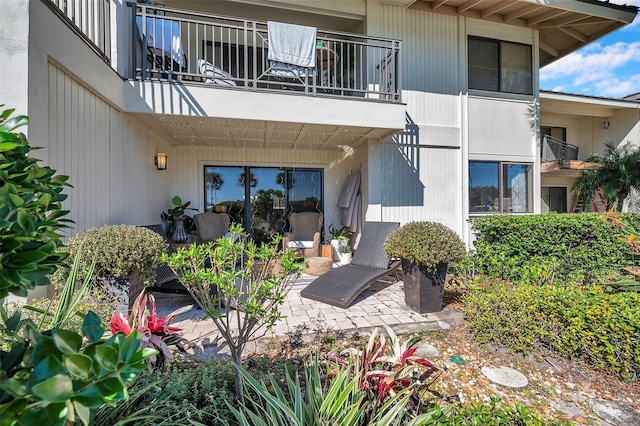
[305,257,333,276]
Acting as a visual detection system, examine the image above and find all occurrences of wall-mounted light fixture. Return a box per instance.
[155,153,167,170]
[603,121,610,129]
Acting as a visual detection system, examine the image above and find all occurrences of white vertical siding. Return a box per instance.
[367,141,462,234]
[47,63,173,236]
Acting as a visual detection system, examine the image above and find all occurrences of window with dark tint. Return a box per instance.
[469,161,533,213]
[468,37,532,95]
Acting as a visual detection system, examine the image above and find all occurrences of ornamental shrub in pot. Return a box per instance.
[384,221,467,313]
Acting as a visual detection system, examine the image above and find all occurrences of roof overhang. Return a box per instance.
[541,90,640,117]
[409,0,638,67]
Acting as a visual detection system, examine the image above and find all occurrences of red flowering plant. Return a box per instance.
[328,325,440,407]
[110,290,191,363]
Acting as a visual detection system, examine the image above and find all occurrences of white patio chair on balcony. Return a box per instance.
[197,59,237,86]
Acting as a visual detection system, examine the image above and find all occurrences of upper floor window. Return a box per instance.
[468,37,532,95]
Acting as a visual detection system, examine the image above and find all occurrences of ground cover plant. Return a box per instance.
[92,358,237,425]
[471,212,640,285]
[463,283,640,381]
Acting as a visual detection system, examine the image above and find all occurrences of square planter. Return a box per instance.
[402,260,448,314]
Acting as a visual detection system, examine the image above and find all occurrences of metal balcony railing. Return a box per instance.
[128,3,402,102]
[44,0,111,62]
[541,135,579,162]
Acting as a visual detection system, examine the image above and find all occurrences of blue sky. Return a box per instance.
[540,0,640,98]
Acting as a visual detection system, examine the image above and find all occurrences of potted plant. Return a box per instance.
[337,243,352,265]
[329,224,352,261]
[383,221,467,313]
[161,195,197,242]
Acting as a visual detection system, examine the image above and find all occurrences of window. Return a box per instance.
[204,166,323,243]
[469,161,533,213]
[468,37,532,95]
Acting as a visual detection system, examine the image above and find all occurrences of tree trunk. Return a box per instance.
[232,349,245,405]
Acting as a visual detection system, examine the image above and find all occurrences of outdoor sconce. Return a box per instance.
[155,153,167,170]
[603,121,610,129]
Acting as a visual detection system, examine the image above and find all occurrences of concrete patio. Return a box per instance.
[153,270,464,359]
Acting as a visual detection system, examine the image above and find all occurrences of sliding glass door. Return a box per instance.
[204,166,323,243]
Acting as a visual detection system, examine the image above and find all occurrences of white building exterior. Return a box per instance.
[1,0,638,298]
[540,90,640,212]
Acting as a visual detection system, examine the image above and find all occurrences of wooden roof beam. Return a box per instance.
[432,0,449,10]
[559,26,587,43]
[526,9,568,27]
[539,41,559,58]
[481,0,516,18]
[538,14,590,29]
[504,4,543,22]
[457,0,484,14]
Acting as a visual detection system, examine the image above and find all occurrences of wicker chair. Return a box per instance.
[193,212,230,244]
[282,211,323,258]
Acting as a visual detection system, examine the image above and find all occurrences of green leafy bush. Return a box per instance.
[463,284,640,380]
[93,358,236,425]
[0,309,157,425]
[421,397,570,425]
[383,221,467,270]
[52,225,168,287]
[0,107,71,298]
[471,213,639,284]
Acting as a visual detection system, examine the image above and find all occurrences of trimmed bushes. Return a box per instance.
[471,213,640,284]
[51,225,167,287]
[463,284,640,380]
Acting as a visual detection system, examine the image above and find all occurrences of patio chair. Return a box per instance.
[193,212,230,244]
[282,211,323,258]
[300,221,400,308]
[140,224,188,294]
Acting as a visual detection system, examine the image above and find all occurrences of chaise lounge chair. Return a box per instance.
[141,224,188,294]
[300,221,400,308]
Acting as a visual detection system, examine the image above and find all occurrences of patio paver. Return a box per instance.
[154,272,462,359]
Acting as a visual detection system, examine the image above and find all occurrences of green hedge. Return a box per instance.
[463,284,640,380]
[471,213,640,284]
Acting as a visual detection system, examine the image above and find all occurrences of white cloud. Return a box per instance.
[540,41,640,84]
[595,73,640,97]
[551,85,565,92]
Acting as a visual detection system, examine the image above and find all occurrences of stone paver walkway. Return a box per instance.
[154,271,463,358]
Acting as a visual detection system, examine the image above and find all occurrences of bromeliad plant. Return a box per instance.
[110,290,190,365]
[162,223,304,403]
[331,325,440,410]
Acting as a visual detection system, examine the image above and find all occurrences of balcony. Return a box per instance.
[128,3,401,102]
[541,135,579,163]
[541,135,594,177]
[122,3,406,148]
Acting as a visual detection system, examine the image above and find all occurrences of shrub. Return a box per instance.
[421,397,569,425]
[383,221,467,270]
[471,212,639,284]
[93,358,237,425]
[51,225,167,287]
[0,106,71,298]
[463,283,640,380]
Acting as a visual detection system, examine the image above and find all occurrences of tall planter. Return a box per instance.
[402,260,448,314]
